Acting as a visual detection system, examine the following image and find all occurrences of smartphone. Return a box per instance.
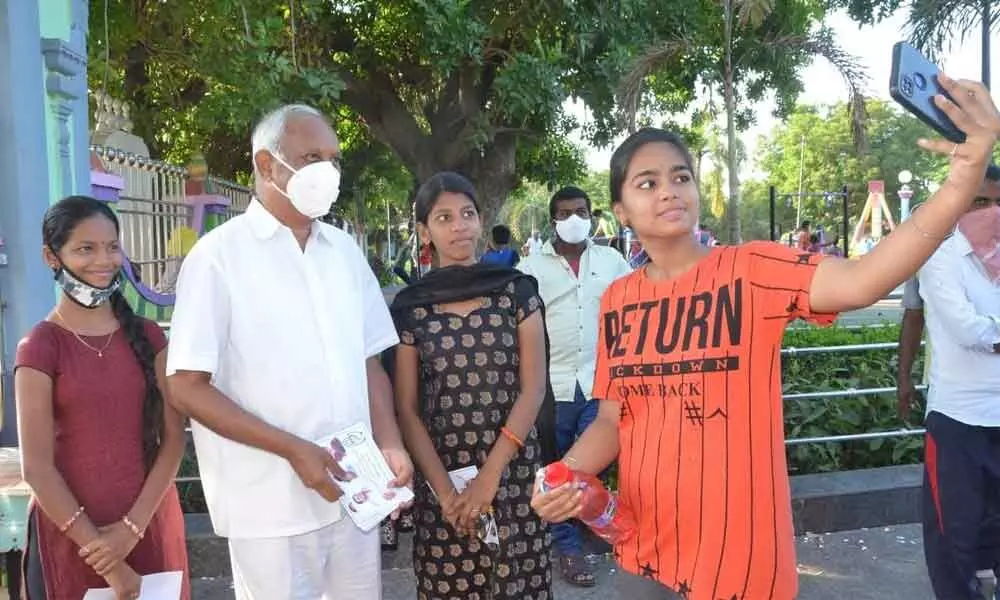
[890,41,965,143]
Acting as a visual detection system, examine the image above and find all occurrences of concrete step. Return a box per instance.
[185,464,924,578]
[189,524,936,600]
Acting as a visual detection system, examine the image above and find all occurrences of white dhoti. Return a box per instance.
[228,518,381,600]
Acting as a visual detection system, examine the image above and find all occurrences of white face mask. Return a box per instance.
[270,153,341,219]
[555,214,592,244]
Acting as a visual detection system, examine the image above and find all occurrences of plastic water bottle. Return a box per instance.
[540,461,637,544]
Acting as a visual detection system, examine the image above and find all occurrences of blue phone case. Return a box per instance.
[889,41,965,144]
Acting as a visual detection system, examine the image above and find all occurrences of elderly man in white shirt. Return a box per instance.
[518,185,630,587]
[918,181,1000,600]
[166,104,412,600]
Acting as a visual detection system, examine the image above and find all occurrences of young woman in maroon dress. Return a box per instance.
[15,196,189,600]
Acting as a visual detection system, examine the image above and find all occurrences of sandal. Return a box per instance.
[559,554,597,587]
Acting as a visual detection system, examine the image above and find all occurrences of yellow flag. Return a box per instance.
[711,168,725,219]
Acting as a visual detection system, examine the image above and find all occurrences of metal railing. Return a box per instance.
[92,145,251,293]
[170,335,924,487]
[93,146,191,293]
[781,339,925,446]
[208,175,252,217]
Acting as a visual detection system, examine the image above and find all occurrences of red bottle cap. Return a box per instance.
[543,461,572,487]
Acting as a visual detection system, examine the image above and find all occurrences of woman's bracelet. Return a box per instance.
[909,212,953,241]
[59,506,85,533]
[122,514,144,540]
[500,426,524,448]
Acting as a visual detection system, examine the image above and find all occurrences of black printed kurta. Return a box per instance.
[395,279,552,600]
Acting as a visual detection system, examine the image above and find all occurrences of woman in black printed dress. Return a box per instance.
[390,172,553,600]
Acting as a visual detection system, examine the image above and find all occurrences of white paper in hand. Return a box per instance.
[319,422,414,532]
[83,570,183,600]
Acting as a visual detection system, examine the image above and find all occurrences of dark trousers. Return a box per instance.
[551,384,601,556]
[923,411,1000,599]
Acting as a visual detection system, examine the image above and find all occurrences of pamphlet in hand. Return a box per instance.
[83,570,183,599]
[320,422,414,533]
[427,465,479,499]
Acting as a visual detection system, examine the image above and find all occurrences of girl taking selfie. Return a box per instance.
[532,74,1000,600]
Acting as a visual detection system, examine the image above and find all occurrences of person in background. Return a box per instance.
[16,196,189,600]
[897,274,927,421]
[518,185,630,587]
[915,181,1000,600]
[796,220,812,251]
[823,236,844,257]
[481,224,521,268]
[166,104,412,600]
[695,226,717,247]
[391,171,554,600]
[526,230,544,256]
[591,209,618,242]
[531,75,1000,600]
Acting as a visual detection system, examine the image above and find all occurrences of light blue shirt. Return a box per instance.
[919,231,1000,426]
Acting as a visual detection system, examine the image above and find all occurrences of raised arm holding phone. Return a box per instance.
[532,69,1000,600]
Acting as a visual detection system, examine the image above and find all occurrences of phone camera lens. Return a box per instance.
[912,73,927,90]
[901,75,914,97]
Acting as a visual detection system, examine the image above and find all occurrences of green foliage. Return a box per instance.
[88,0,718,225]
[501,181,552,243]
[577,170,612,215]
[782,324,925,475]
[743,99,951,241]
[176,322,926,512]
[178,440,206,513]
[835,0,1000,67]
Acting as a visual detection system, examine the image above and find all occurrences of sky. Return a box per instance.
[571,8,1000,178]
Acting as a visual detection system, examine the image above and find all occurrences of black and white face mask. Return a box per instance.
[54,266,122,309]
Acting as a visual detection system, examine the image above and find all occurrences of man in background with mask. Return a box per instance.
[165,104,412,599]
[517,185,629,587]
[916,179,1000,600]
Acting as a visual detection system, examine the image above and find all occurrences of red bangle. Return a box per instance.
[500,427,524,448]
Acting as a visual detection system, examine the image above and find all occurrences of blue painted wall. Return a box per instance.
[0,0,91,446]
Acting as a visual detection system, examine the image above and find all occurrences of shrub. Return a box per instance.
[176,323,924,512]
[783,323,925,475]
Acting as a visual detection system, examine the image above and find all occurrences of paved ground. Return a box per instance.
[190,523,941,599]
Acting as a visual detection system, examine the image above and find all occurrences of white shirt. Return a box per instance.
[919,230,1000,426]
[518,240,630,403]
[166,200,398,539]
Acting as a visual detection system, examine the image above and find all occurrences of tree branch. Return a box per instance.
[762,30,870,153]
[616,37,694,132]
[339,70,428,175]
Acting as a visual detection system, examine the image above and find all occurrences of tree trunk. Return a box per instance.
[344,75,520,235]
[723,0,742,243]
[411,133,519,232]
[983,0,992,89]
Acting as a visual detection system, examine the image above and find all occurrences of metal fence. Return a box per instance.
[208,175,252,217]
[169,336,922,487]
[92,145,252,293]
[781,340,924,446]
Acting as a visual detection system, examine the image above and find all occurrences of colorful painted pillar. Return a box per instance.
[0,0,90,590]
[0,0,90,446]
[186,155,231,236]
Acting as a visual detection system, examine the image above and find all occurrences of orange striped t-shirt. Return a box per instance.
[593,242,836,600]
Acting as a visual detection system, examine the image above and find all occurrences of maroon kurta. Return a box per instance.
[16,319,190,600]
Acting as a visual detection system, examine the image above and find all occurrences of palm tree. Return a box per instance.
[905,0,997,88]
[498,181,552,244]
[618,0,868,242]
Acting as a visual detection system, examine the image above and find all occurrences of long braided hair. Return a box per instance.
[42,195,164,472]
